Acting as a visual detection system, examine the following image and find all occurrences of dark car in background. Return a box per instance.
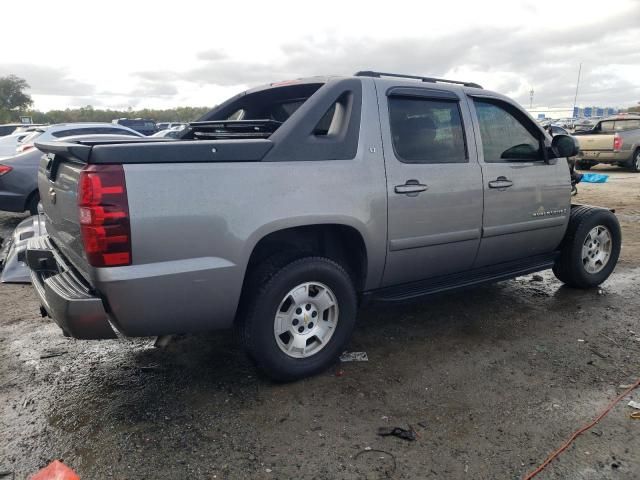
[0,125,143,214]
[0,123,47,137]
[112,118,158,136]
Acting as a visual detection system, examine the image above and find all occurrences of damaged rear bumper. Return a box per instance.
[26,236,117,339]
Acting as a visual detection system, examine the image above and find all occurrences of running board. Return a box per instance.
[369,253,558,302]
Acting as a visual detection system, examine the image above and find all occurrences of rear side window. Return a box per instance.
[388,97,467,164]
[474,100,542,162]
[600,119,640,132]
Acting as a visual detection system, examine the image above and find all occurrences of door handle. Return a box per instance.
[488,176,514,189]
[395,179,428,195]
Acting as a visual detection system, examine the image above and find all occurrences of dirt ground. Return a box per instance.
[1,165,639,480]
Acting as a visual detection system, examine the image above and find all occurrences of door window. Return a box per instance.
[388,97,467,164]
[474,100,543,162]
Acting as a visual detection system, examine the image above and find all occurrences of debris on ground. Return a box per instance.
[530,274,544,282]
[417,421,428,428]
[627,400,640,409]
[339,351,368,362]
[39,350,68,359]
[377,426,417,441]
[29,461,79,480]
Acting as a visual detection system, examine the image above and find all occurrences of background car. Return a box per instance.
[0,131,35,158]
[0,130,143,214]
[0,123,46,137]
[548,125,570,136]
[573,118,598,132]
[112,118,158,135]
[15,123,142,154]
[156,122,186,130]
[151,125,186,138]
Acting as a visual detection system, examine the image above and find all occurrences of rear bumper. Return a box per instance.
[26,236,117,339]
[576,151,631,164]
[0,190,27,212]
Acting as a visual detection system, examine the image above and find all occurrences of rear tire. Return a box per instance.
[576,161,593,170]
[628,149,640,172]
[241,256,357,381]
[553,206,621,288]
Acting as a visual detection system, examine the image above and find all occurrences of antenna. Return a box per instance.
[572,63,582,118]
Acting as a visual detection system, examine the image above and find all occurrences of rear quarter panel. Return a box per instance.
[96,80,388,336]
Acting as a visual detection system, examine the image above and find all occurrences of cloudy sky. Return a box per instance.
[2,0,639,112]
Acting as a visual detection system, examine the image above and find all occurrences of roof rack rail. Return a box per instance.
[354,71,483,89]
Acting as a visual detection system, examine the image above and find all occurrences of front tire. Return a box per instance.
[241,256,357,381]
[553,206,621,288]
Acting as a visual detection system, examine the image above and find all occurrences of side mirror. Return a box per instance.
[551,134,579,158]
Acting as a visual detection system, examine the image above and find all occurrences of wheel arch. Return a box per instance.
[243,221,370,293]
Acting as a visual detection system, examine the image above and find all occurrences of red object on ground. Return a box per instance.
[524,378,640,479]
[29,460,80,480]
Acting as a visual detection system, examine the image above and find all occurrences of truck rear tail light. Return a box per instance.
[78,164,131,267]
[0,164,12,176]
[613,134,623,152]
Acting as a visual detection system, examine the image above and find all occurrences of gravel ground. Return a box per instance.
[1,165,639,479]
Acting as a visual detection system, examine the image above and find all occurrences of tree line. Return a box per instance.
[2,73,638,125]
[1,74,210,124]
[20,105,211,124]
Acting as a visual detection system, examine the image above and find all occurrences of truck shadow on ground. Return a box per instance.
[45,273,608,428]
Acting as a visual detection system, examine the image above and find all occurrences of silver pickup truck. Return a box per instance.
[573,115,640,171]
[26,71,621,381]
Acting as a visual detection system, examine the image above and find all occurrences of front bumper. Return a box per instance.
[26,236,117,339]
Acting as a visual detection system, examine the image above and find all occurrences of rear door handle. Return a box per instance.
[488,176,513,189]
[395,179,428,195]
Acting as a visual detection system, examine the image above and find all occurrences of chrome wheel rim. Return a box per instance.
[635,152,640,170]
[273,282,339,359]
[582,225,612,274]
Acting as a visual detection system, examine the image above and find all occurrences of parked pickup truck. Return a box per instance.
[573,115,640,171]
[26,71,621,381]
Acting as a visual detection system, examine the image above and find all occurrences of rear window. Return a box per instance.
[185,82,325,141]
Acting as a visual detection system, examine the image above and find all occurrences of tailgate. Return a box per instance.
[576,134,614,152]
[36,142,92,280]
